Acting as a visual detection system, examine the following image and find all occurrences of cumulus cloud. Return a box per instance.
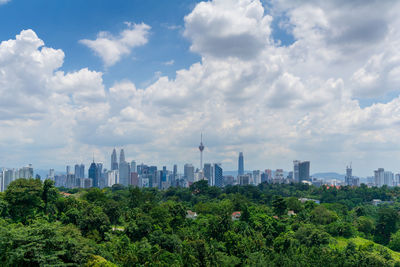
[184,0,272,60]
[80,22,150,67]
[2,0,400,175]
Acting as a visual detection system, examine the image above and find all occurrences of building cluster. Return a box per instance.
[0,164,34,192]
[372,168,400,187]
[3,136,400,190]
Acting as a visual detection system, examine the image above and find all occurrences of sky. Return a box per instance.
[1,0,400,176]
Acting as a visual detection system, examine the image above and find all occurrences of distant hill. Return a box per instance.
[312,172,345,181]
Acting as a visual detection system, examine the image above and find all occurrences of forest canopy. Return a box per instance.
[1,178,400,266]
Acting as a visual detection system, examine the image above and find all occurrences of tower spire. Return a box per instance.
[199,133,205,170]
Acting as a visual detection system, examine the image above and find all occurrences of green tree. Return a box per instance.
[272,196,287,216]
[389,230,400,252]
[5,178,44,222]
[0,220,93,266]
[356,216,375,236]
[286,197,303,213]
[310,206,338,225]
[374,206,398,245]
[42,179,59,216]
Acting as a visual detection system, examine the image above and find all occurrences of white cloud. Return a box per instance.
[163,60,174,66]
[0,0,10,5]
[80,22,150,67]
[2,0,400,176]
[184,0,272,59]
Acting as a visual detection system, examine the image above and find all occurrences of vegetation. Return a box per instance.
[2,178,400,266]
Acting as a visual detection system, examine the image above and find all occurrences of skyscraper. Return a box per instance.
[111,148,118,170]
[80,164,85,179]
[131,160,136,173]
[119,149,125,165]
[204,163,214,185]
[374,168,385,187]
[119,161,130,186]
[238,152,244,176]
[293,160,310,182]
[214,163,223,187]
[172,164,177,186]
[299,161,310,181]
[88,161,99,187]
[184,164,195,182]
[384,171,394,187]
[293,160,299,182]
[66,165,72,175]
[74,164,85,179]
[345,164,353,186]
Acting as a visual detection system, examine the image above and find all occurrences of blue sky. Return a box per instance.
[0,0,202,88]
[0,0,296,89]
[1,0,400,176]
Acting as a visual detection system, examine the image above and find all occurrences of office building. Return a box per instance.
[111,148,118,170]
[130,172,139,186]
[294,160,310,182]
[238,152,244,176]
[253,170,261,185]
[172,164,177,186]
[88,161,100,188]
[384,171,394,187]
[374,168,385,187]
[131,161,136,173]
[214,163,223,187]
[184,164,195,182]
[238,174,250,185]
[74,164,85,179]
[119,161,130,187]
[204,163,214,186]
[106,170,119,187]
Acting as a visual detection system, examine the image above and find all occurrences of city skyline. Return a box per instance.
[2,1,400,176]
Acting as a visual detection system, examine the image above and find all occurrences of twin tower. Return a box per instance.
[111,148,125,170]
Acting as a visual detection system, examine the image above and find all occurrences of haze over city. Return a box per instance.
[1,0,400,177]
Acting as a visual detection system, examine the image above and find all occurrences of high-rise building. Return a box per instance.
[148,166,157,188]
[238,152,244,176]
[119,149,125,165]
[48,169,55,180]
[66,165,72,175]
[88,161,100,188]
[204,163,214,186]
[172,164,177,186]
[261,172,268,183]
[345,164,354,186]
[106,170,119,187]
[111,148,118,170]
[184,164,195,182]
[74,164,85,179]
[253,170,261,185]
[238,174,250,185]
[80,164,85,179]
[214,163,223,187]
[299,161,310,181]
[384,171,394,187]
[119,161,130,186]
[374,168,385,187]
[293,160,300,182]
[130,172,139,187]
[1,169,16,192]
[131,161,136,173]
[294,160,310,182]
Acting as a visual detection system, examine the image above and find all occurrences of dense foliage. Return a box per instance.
[2,178,400,266]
